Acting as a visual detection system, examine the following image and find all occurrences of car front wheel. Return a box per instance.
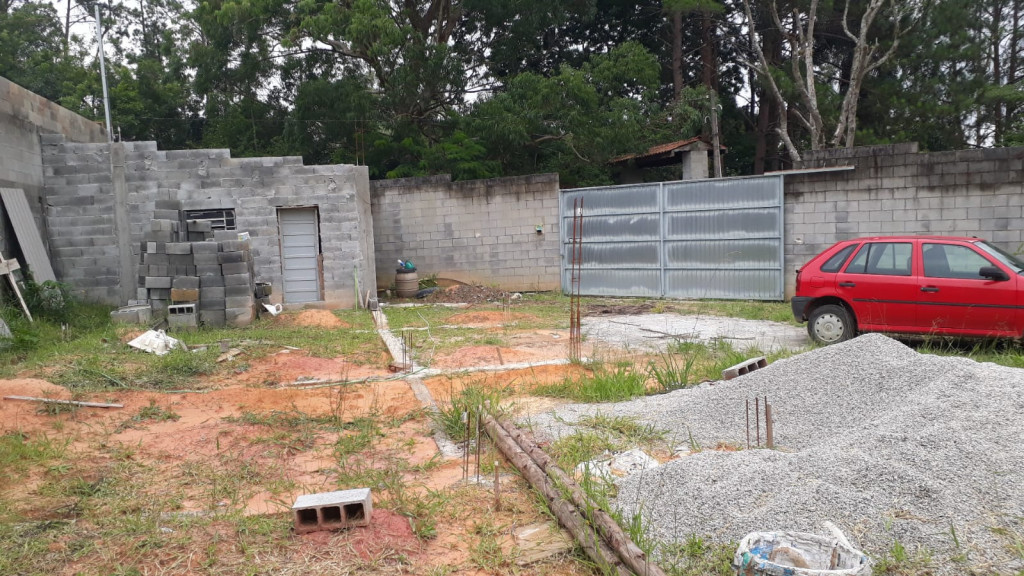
[808,304,855,344]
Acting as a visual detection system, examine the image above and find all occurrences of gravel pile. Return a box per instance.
[526,334,1024,574]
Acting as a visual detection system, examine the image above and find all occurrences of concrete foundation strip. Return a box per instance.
[488,413,667,576]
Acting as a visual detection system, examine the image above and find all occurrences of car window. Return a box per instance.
[923,243,995,279]
[820,244,858,273]
[844,242,912,276]
[975,241,1024,274]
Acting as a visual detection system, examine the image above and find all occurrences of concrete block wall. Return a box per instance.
[0,76,105,265]
[784,142,1024,298]
[41,137,374,308]
[39,136,120,303]
[370,174,561,291]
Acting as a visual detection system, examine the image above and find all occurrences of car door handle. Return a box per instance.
[921,286,940,293]
[839,282,856,287]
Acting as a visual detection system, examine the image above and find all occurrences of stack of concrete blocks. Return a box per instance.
[136,216,256,328]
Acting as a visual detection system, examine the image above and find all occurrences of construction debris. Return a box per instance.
[722,356,767,380]
[3,396,123,409]
[127,330,184,356]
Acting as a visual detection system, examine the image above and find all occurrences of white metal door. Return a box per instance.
[278,208,321,303]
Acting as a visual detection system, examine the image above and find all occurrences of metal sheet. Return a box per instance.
[0,188,56,282]
[560,176,784,300]
[278,208,321,303]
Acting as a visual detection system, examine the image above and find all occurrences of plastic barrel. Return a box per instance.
[395,270,419,298]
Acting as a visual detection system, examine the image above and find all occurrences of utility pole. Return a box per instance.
[709,90,722,178]
[95,4,113,141]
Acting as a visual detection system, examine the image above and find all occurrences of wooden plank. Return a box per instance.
[0,259,21,275]
[3,396,123,409]
[0,188,56,282]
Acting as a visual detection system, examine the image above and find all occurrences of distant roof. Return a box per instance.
[609,137,726,167]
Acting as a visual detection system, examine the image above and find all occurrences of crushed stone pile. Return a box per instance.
[525,334,1024,574]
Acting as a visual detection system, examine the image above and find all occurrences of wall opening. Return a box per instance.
[277,207,322,303]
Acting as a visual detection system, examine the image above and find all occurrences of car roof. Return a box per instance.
[840,235,982,243]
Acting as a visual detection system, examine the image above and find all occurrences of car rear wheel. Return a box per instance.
[808,304,855,345]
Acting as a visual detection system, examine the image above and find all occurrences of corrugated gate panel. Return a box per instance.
[560,176,784,300]
[278,208,321,303]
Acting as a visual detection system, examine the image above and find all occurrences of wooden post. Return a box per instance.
[493,460,501,512]
[491,414,668,576]
[765,397,774,449]
[482,414,632,576]
[0,253,32,322]
[745,399,750,449]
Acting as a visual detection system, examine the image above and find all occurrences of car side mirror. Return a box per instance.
[980,266,1010,281]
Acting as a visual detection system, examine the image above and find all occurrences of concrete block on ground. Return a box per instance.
[292,488,372,534]
[199,309,226,327]
[168,312,198,330]
[225,306,253,327]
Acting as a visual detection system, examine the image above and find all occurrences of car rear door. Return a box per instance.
[917,241,1019,336]
[835,241,918,331]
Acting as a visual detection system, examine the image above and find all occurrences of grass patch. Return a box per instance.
[0,433,67,487]
[534,364,649,402]
[659,535,736,576]
[548,431,617,471]
[576,413,666,446]
[872,538,934,575]
[115,400,181,432]
[433,383,510,443]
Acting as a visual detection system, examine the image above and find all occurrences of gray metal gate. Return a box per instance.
[278,207,322,303]
[560,176,785,300]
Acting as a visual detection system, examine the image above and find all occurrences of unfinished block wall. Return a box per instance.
[370,174,561,291]
[0,76,105,269]
[784,143,1024,298]
[41,137,375,308]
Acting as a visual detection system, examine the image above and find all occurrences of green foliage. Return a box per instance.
[534,364,649,402]
[432,384,507,443]
[0,433,67,487]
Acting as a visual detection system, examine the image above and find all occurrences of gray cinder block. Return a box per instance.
[221,262,249,275]
[199,298,226,310]
[225,296,252,309]
[145,276,172,289]
[166,243,192,255]
[200,287,226,300]
[172,276,200,290]
[199,309,226,327]
[292,488,372,534]
[225,307,253,327]
[191,241,219,254]
[217,251,247,264]
[225,284,252,298]
[223,273,251,286]
[196,265,222,276]
[200,275,225,288]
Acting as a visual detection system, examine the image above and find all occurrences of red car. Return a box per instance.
[792,236,1024,344]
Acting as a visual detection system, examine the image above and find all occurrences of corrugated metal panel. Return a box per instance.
[278,208,321,303]
[0,188,56,282]
[560,176,784,300]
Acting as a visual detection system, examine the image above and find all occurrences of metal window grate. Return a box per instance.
[184,209,236,231]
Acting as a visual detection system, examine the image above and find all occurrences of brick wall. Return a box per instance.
[42,137,374,308]
[0,76,105,264]
[370,174,561,291]
[784,142,1024,298]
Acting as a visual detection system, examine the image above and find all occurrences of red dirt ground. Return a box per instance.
[274,309,350,329]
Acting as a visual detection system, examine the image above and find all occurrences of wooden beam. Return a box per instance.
[3,396,123,409]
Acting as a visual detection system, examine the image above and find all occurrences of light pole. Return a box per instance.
[94,3,113,141]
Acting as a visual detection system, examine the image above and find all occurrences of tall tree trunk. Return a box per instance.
[992,0,1004,144]
[672,10,684,102]
[700,11,717,91]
